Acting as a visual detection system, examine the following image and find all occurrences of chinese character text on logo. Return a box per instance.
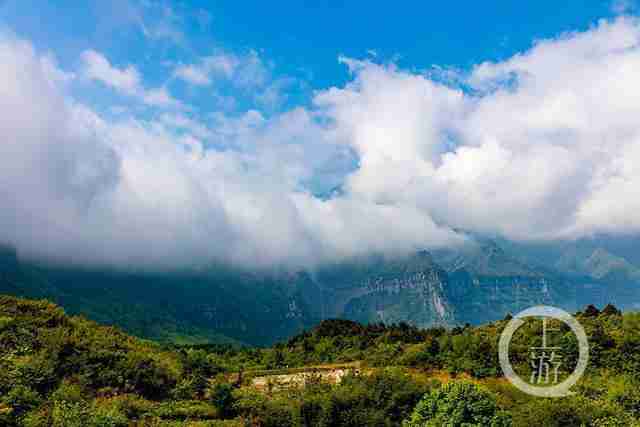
[529,317,563,385]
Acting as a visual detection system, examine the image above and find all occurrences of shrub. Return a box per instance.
[3,385,41,411]
[209,382,236,418]
[512,396,628,427]
[88,403,129,427]
[403,381,512,427]
[51,400,88,427]
[50,380,86,404]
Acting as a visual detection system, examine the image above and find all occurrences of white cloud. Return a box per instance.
[204,54,240,79]
[173,64,211,85]
[3,17,640,271]
[140,20,184,44]
[318,17,640,242]
[174,49,289,112]
[142,87,182,108]
[254,78,290,111]
[81,50,140,95]
[159,112,212,140]
[81,50,181,108]
[2,34,447,270]
[91,0,186,44]
[40,53,76,85]
[173,50,268,89]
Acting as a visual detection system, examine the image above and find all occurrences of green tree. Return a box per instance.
[403,381,512,427]
[210,382,236,418]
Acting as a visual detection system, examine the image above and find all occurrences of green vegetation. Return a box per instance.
[0,247,318,347]
[404,382,512,427]
[1,295,640,426]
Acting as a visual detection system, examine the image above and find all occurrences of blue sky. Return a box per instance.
[0,0,627,114]
[2,0,640,270]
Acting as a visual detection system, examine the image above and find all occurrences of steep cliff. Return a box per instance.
[311,251,456,328]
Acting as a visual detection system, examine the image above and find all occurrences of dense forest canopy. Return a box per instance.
[2,295,640,426]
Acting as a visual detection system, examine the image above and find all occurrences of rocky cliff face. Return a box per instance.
[445,270,574,325]
[306,242,580,329]
[434,240,577,324]
[325,252,456,328]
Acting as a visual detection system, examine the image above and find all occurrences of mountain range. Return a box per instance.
[1,236,639,346]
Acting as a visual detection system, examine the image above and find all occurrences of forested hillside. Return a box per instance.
[3,241,640,349]
[2,295,640,426]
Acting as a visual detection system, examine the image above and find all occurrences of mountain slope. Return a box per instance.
[2,238,640,346]
[558,247,640,282]
[312,251,456,327]
[0,248,318,346]
[432,240,575,325]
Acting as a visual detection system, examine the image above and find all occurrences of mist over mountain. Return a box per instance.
[3,233,639,346]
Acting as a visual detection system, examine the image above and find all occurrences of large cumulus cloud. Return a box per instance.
[1,17,640,271]
[318,17,640,242]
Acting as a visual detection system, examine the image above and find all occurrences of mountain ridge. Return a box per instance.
[1,238,639,346]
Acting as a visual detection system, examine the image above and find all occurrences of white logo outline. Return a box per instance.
[498,305,589,398]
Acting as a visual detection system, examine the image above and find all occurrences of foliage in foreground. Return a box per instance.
[1,295,640,426]
[403,381,512,427]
